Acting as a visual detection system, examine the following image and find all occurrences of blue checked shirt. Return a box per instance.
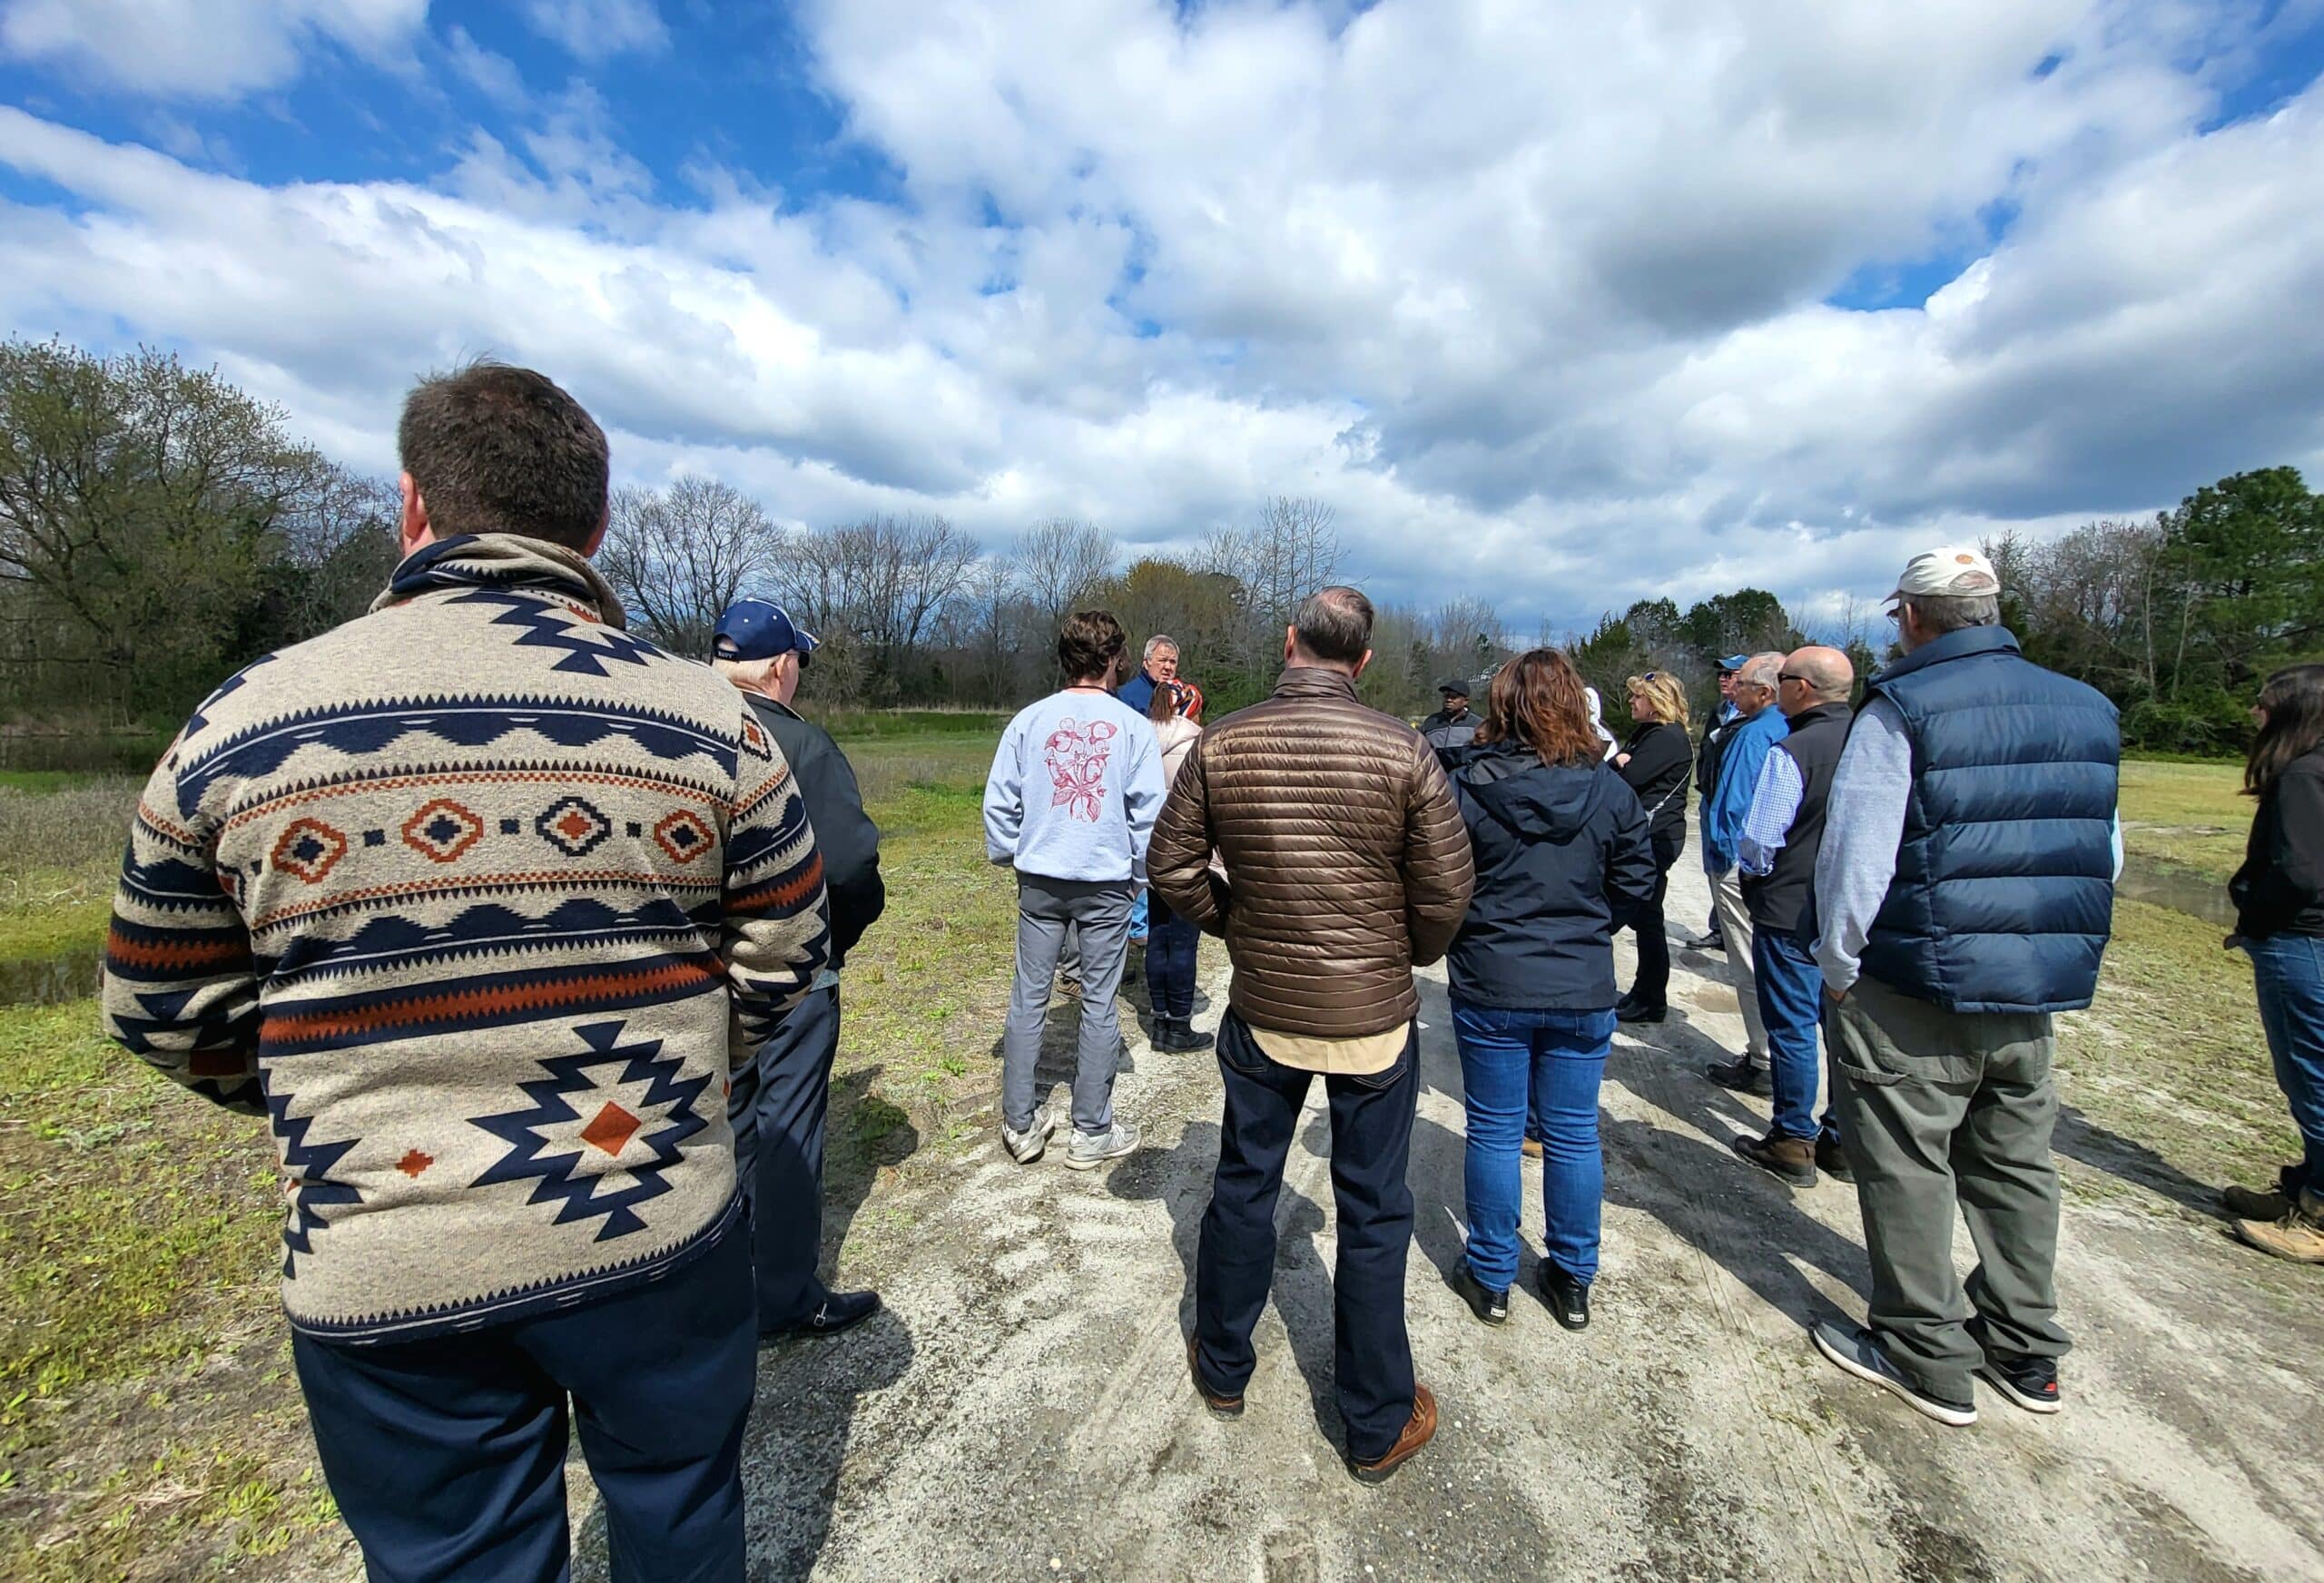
[1738,749,1805,877]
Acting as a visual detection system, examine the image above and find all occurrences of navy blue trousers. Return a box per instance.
[727,983,842,1329]
[1144,899,1200,1022]
[292,1208,755,1583]
[1195,1012,1418,1462]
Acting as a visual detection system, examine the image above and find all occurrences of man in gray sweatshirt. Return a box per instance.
[984,609,1167,1169]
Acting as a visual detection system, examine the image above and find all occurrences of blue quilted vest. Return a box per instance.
[1857,626,2120,1014]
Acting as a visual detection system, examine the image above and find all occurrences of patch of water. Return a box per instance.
[2117,855,2235,928]
[0,951,103,1007]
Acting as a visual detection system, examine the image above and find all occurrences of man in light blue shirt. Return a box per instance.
[1699,653,1787,1091]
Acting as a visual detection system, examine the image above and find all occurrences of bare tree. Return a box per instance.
[1011,517,1118,633]
[781,514,980,702]
[596,477,782,654]
[1202,495,1341,677]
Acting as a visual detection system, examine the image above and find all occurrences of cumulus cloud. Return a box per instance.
[0,0,2320,634]
[0,0,425,100]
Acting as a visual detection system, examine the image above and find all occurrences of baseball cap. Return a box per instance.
[1892,546,2000,600]
[713,598,819,661]
[1438,678,1472,695]
[1717,654,1749,674]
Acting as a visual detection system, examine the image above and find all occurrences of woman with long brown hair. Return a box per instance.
[1442,649,1657,1328]
[2224,663,2324,1263]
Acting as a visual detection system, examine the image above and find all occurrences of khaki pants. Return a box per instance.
[1709,867,1768,1064]
[1827,975,2068,1401]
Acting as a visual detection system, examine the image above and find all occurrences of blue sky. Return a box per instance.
[4,0,2323,635]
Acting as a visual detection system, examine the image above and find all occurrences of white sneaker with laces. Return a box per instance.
[1002,1105,1057,1164]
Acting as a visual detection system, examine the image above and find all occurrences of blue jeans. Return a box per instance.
[1754,928,1837,1144]
[1131,888,1149,940]
[1196,1012,1418,1462]
[1144,897,1199,1021]
[1452,999,1615,1290]
[292,1206,753,1583]
[2246,933,2324,1189]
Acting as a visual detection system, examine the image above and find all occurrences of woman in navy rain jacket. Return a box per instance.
[1443,650,1657,1330]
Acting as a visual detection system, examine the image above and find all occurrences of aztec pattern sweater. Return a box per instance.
[100,535,831,1344]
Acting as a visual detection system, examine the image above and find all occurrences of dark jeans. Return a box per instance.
[1452,998,1615,1288]
[1623,832,1683,1008]
[1754,927,1837,1143]
[1194,1011,1418,1462]
[1144,897,1200,1022]
[291,1206,753,1583]
[1829,976,2066,1401]
[727,983,842,1330]
[2246,932,2324,1189]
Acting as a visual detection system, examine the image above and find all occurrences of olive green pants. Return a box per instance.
[1827,975,2071,1401]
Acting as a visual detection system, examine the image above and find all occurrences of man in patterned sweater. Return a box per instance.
[100,363,830,1580]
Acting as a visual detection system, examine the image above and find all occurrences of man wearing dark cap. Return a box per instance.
[1420,680,1479,756]
[1681,654,1752,950]
[714,598,888,1338]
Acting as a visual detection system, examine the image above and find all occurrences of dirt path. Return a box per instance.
[587,854,2324,1582]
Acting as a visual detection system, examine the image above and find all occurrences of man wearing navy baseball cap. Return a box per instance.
[1682,654,1755,951]
[713,597,889,1340]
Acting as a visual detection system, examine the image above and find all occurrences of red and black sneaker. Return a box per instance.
[1976,1352,2062,1415]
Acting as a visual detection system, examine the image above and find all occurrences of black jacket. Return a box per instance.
[1420,705,1480,757]
[741,693,885,968]
[1740,700,1852,937]
[1619,721,1692,853]
[1443,742,1657,1010]
[1696,702,1739,806]
[2232,748,2324,939]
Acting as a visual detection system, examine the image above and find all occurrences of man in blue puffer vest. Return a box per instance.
[1807,546,2121,1431]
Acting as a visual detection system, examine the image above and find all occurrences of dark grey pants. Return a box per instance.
[1004,873,1135,1136]
[1829,975,2070,1401]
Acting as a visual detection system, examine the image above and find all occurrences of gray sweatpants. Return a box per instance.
[1004,873,1136,1136]
[1828,974,2069,1401]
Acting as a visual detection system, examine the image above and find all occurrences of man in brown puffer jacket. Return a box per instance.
[1149,585,1473,1484]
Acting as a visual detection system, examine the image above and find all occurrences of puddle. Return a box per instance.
[0,951,103,1007]
[2116,855,2234,928]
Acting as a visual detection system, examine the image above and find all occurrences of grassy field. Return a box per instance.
[0,733,2293,1579]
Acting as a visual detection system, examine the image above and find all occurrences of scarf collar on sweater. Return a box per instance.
[371,533,630,629]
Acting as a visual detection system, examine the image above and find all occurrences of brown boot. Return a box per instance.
[1187,1337,1244,1418]
[1521,1136,1543,1161]
[1346,1385,1437,1484]
[2221,1182,2291,1221]
[1730,1131,1817,1187]
[2234,1190,2324,1264]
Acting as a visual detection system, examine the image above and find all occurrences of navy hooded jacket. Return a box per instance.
[1445,742,1658,1010]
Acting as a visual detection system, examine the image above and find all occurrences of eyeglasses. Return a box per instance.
[1777,672,1807,684]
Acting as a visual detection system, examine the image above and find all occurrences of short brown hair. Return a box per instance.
[1058,609,1127,683]
[1483,649,1601,768]
[398,361,609,550]
[1294,585,1374,665]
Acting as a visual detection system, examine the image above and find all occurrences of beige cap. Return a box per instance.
[1892,546,2000,599]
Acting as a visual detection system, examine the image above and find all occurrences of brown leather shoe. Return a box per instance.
[1730,1131,1817,1187]
[1521,1136,1543,1160]
[1188,1337,1243,1418]
[1346,1384,1437,1484]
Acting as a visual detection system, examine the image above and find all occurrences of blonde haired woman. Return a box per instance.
[1612,673,1694,1024]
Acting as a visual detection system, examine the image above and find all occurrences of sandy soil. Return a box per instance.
[579,853,2324,1583]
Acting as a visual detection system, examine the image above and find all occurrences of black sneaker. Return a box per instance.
[1816,1136,1854,1183]
[1976,1352,2062,1415]
[1681,929,1725,952]
[1616,998,1666,1025]
[1810,1320,1975,1426]
[1538,1265,1590,1331]
[764,1288,881,1341]
[1452,1264,1510,1326]
[1705,1057,1768,1096]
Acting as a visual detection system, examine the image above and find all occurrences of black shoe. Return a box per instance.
[1452,1264,1510,1326]
[1615,997,1666,1025]
[1704,1057,1768,1096]
[1157,1018,1214,1052]
[764,1288,881,1341]
[1976,1352,2063,1415]
[1816,1136,1853,1183]
[1811,1321,1975,1426]
[1681,929,1725,952]
[1538,1265,1590,1331]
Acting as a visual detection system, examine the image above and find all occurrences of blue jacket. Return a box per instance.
[1857,626,2119,1013]
[1443,744,1658,1010]
[1702,703,1788,873]
[1116,669,1162,717]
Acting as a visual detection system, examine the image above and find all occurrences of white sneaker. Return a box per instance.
[1002,1106,1056,1164]
[1065,1120,1140,1170]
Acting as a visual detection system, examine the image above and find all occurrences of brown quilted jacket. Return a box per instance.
[1148,667,1475,1037]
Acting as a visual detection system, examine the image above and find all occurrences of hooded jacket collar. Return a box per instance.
[372,533,629,629]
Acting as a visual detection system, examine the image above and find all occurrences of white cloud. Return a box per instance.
[1,1,2321,634]
[0,0,424,100]
[521,0,666,61]
[444,25,528,107]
